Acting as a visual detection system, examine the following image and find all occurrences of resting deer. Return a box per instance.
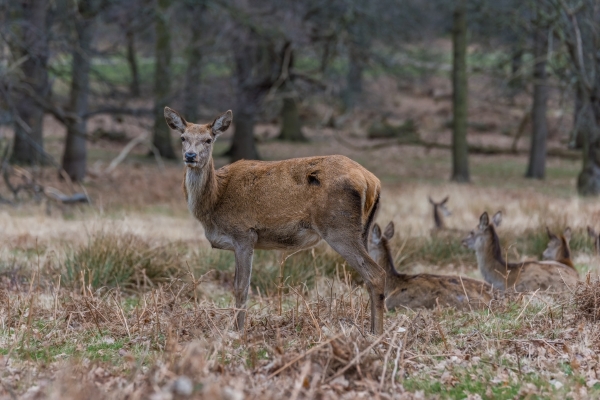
[164,107,386,334]
[587,226,600,256]
[429,195,451,230]
[543,227,578,275]
[462,212,578,292]
[368,221,493,311]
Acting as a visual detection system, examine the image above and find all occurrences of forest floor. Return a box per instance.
[2,71,600,399]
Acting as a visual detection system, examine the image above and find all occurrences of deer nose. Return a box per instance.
[185,152,197,162]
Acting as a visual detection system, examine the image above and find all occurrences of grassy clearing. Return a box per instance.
[1,225,600,398]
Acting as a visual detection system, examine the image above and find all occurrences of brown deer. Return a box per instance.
[587,226,600,255]
[543,227,578,275]
[368,221,493,311]
[164,107,386,334]
[462,212,578,292]
[429,195,451,230]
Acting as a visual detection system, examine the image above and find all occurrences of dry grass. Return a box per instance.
[2,71,600,398]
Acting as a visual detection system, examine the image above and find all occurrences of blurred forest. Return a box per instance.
[1,0,600,202]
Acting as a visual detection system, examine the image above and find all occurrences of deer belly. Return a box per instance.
[205,229,236,250]
[255,228,322,250]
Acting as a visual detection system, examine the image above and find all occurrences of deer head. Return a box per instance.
[164,107,233,169]
[368,221,395,269]
[428,195,450,229]
[462,211,502,251]
[542,227,571,261]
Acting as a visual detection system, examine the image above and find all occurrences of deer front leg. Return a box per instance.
[233,233,257,331]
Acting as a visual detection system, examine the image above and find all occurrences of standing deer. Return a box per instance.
[462,212,578,292]
[587,226,600,255]
[164,107,386,334]
[428,195,451,230]
[369,221,493,311]
[543,227,578,275]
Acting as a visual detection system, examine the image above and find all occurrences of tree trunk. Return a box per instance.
[278,95,306,142]
[451,0,470,183]
[571,85,584,149]
[226,29,278,161]
[525,27,548,179]
[126,28,140,97]
[576,100,600,195]
[183,4,205,123]
[344,42,364,111]
[151,0,176,159]
[9,0,50,165]
[61,0,96,182]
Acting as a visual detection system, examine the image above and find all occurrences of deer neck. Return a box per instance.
[475,229,512,290]
[433,207,444,229]
[379,239,409,292]
[185,158,219,222]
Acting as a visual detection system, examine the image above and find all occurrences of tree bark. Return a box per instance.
[451,0,470,183]
[9,0,50,165]
[344,41,364,111]
[576,100,600,195]
[525,27,548,179]
[183,4,205,123]
[151,0,176,159]
[278,95,306,142]
[571,85,584,149]
[227,29,278,161]
[61,0,97,182]
[126,28,140,97]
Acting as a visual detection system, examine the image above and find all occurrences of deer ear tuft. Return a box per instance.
[371,224,382,243]
[164,107,187,133]
[383,221,395,239]
[563,227,572,241]
[211,110,233,136]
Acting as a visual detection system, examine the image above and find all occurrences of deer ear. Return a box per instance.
[383,221,395,239]
[211,110,233,136]
[563,227,572,241]
[546,226,553,239]
[371,224,382,243]
[478,212,489,230]
[164,107,187,133]
[588,226,597,238]
[428,196,435,206]
[492,211,502,227]
[441,196,449,205]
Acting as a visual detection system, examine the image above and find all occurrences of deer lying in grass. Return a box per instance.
[164,107,386,334]
[543,227,578,276]
[587,226,600,256]
[368,221,493,311]
[429,195,451,230]
[462,212,578,292]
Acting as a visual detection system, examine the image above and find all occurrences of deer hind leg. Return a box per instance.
[232,233,257,331]
[324,235,386,334]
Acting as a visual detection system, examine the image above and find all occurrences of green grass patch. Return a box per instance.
[59,233,184,290]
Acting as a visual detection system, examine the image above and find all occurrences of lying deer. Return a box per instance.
[587,226,600,255]
[543,227,578,276]
[429,195,451,230]
[164,107,386,334]
[368,221,493,311]
[462,212,578,292]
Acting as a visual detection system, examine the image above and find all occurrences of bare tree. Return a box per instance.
[525,20,549,179]
[451,0,470,183]
[61,0,101,181]
[8,0,51,165]
[182,2,207,123]
[152,0,176,159]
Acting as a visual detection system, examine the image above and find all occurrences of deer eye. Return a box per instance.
[180,136,185,142]
[205,138,212,144]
